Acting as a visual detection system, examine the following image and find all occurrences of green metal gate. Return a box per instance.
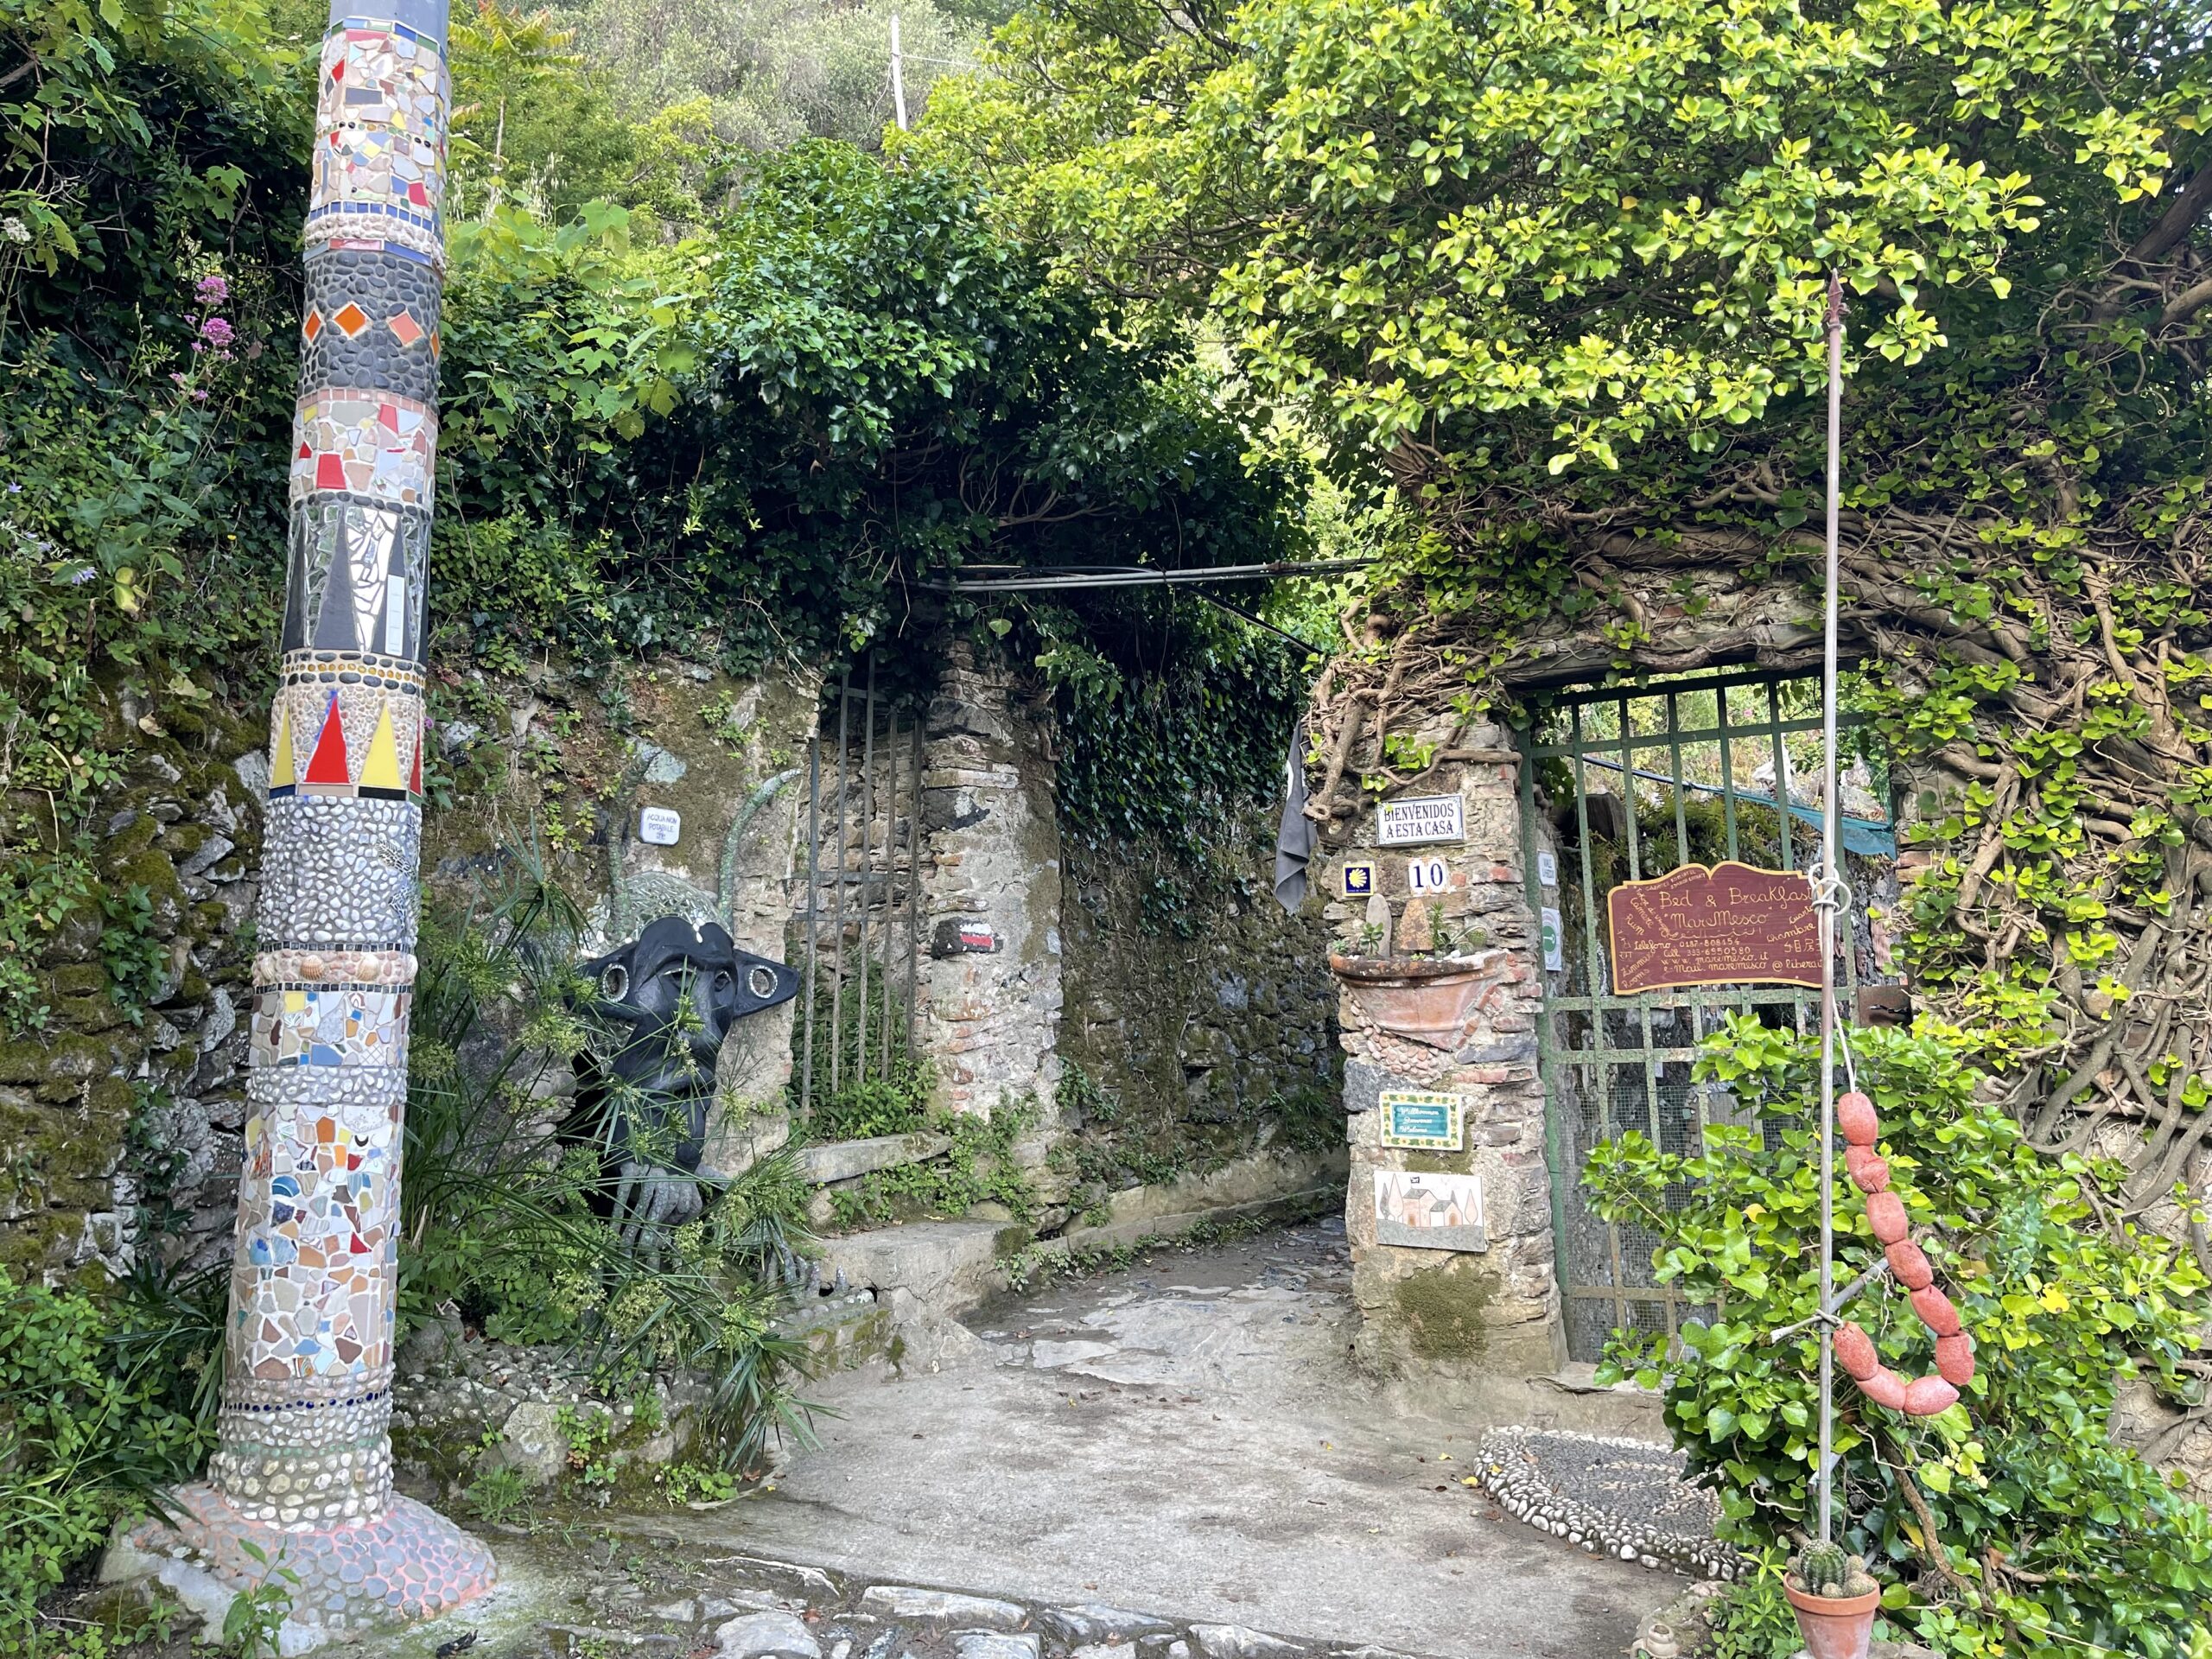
[1515,669,1890,1363]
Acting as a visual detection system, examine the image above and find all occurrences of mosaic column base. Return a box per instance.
[117,1484,495,1636]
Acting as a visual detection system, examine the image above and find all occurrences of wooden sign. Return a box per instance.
[1606,861,1821,994]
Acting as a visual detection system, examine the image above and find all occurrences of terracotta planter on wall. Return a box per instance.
[1328,954,1487,1048]
[1783,1582,1878,1659]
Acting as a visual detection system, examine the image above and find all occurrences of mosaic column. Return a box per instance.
[128,0,496,1630]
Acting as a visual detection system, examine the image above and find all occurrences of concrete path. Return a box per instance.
[653,1220,1661,1658]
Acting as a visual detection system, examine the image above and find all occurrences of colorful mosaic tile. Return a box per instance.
[230,1083,399,1380]
[290,389,436,507]
[125,1490,494,1629]
[301,245,442,403]
[158,0,493,1635]
[248,985,411,1067]
[307,22,448,263]
[267,677,425,802]
[279,501,429,662]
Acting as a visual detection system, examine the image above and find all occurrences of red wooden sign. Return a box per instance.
[1605,861,1821,994]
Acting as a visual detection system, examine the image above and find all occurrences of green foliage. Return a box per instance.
[402,856,816,1471]
[1587,1017,2212,1659]
[577,0,982,159]
[657,1459,737,1505]
[554,1402,620,1492]
[425,145,1300,678]
[921,0,2196,481]
[1702,1569,1802,1659]
[0,0,300,1027]
[1039,597,1309,854]
[220,1541,297,1659]
[823,1096,1040,1230]
[0,1266,220,1654]
[462,1462,531,1525]
[434,512,615,673]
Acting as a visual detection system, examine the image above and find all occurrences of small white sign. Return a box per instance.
[1540,905,1564,972]
[1376,794,1465,846]
[639,806,681,846]
[1536,850,1559,888]
[1407,855,1449,893]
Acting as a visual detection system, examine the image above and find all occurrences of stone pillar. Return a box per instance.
[118,0,496,1631]
[598,665,820,1173]
[1329,716,1567,1381]
[913,645,1062,1119]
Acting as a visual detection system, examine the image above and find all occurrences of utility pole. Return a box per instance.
[123,0,497,1637]
[891,11,909,131]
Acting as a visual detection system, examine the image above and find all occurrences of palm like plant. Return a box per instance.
[448,0,586,211]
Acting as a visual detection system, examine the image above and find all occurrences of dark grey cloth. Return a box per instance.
[1273,720,1316,913]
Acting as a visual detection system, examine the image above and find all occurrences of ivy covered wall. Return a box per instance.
[1057,817,1342,1209]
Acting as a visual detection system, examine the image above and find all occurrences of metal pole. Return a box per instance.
[880,715,898,1071]
[830,674,849,1096]
[891,12,909,131]
[906,715,923,1058]
[801,735,820,1117]
[1816,271,1847,1548]
[856,657,876,1085]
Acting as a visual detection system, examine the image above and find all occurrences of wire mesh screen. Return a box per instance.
[1516,670,1897,1363]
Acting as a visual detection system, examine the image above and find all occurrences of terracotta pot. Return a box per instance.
[1784,1580,1879,1659]
[1327,954,1488,1048]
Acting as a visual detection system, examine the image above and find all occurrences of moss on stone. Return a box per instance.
[1390,1258,1499,1360]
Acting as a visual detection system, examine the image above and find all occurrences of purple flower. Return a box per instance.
[200,315,234,348]
[69,565,97,585]
[195,274,230,306]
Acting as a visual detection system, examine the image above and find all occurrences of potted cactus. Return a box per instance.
[1783,1542,1879,1659]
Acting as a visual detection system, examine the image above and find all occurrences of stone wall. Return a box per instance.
[1058,815,1343,1200]
[2,702,267,1281]
[1319,713,1566,1382]
[912,644,1063,1122]
[3,656,828,1285]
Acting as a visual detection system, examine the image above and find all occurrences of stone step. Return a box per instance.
[1059,1147,1348,1253]
[794,1131,953,1185]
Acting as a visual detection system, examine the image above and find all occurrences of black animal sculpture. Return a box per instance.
[571,914,799,1242]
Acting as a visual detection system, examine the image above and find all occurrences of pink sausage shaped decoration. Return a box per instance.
[1831,1090,1971,1417]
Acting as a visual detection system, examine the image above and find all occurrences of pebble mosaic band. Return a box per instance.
[130,0,496,1629]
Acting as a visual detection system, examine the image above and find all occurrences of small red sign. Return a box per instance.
[1605,861,1821,994]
